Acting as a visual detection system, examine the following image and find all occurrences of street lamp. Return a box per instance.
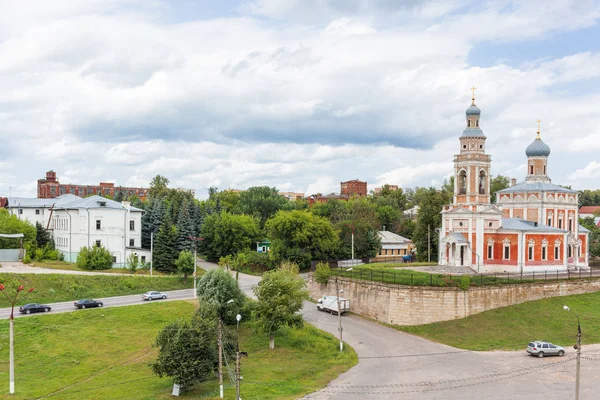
[336,268,352,352]
[344,224,355,261]
[217,299,235,399]
[0,284,35,394]
[564,305,581,400]
[235,313,242,400]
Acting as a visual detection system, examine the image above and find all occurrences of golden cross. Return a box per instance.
[536,119,541,139]
[471,86,477,101]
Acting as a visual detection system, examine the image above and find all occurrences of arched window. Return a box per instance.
[458,170,467,195]
[529,164,534,175]
[479,170,486,195]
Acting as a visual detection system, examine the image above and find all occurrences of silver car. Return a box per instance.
[142,291,167,301]
[526,341,565,358]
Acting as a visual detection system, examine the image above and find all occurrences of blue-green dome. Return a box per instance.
[461,127,486,137]
[526,137,551,157]
[466,104,481,116]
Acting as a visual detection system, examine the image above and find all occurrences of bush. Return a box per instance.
[45,249,60,261]
[34,248,45,261]
[314,262,331,284]
[22,254,32,264]
[459,276,471,291]
[233,249,276,273]
[76,246,113,270]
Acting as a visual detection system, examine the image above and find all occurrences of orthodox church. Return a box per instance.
[439,91,589,272]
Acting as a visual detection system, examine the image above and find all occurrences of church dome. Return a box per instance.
[526,137,551,157]
[466,104,481,116]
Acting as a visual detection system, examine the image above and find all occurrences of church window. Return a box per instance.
[503,245,510,260]
[578,246,581,257]
[488,222,493,228]
[479,170,486,195]
[462,144,467,150]
[479,144,483,149]
[458,170,467,195]
[554,246,560,260]
[468,120,472,127]
[568,219,572,231]
[528,246,534,261]
[543,165,546,175]
[476,120,479,127]
[547,215,552,227]
[529,165,534,175]
[558,219,563,229]
[542,246,547,260]
[487,244,493,259]
[568,246,572,258]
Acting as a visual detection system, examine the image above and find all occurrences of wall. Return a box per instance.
[309,274,600,326]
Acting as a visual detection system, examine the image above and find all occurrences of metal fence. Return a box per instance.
[329,267,600,288]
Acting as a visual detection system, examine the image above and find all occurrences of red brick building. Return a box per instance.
[37,170,149,200]
[340,179,367,197]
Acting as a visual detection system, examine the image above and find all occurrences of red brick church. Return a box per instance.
[439,91,589,272]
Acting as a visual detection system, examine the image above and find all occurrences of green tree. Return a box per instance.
[314,262,331,284]
[490,174,510,203]
[149,175,170,199]
[152,318,217,390]
[335,220,381,259]
[0,209,36,249]
[126,252,139,274]
[154,222,179,272]
[580,217,600,258]
[413,187,451,262]
[76,246,113,270]
[266,210,339,268]
[253,267,308,349]
[35,222,53,248]
[176,250,195,284]
[376,205,401,231]
[201,211,261,262]
[237,186,289,227]
[579,189,600,207]
[196,268,244,323]
[176,201,195,253]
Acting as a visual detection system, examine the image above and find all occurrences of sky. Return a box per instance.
[1,0,600,199]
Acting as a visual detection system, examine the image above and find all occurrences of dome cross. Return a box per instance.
[536,119,541,139]
[471,86,477,103]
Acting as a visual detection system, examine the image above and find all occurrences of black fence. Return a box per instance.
[328,267,600,288]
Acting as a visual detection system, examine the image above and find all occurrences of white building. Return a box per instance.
[4,195,150,266]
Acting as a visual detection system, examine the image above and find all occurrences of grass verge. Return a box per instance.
[0,273,192,307]
[395,290,600,351]
[0,301,356,400]
[30,260,187,276]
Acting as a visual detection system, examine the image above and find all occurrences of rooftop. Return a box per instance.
[500,218,566,233]
[57,196,144,212]
[496,181,577,195]
[5,194,81,208]
[580,206,600,214]
[378,231,412,243]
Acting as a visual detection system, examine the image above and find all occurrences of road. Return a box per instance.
[4,259,600,399]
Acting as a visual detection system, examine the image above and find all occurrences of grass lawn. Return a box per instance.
[360,262,438,268]
[0,301,356,399]
[0,273,192,308]
[31,260,204,277]
[396,290,600,351]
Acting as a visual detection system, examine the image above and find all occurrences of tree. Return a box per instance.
[201,211,261,262]
[153,222,178,272]
[196,268,244,323]
[176,250,195,284]
[580,217,600,258]
[266,210,339,268]
[490,175,510,203]
[35,222,52,248]
[237,186,289,227]
[335,220,381,259]
[149,175,170,199]
[113,191,124,203]
[76,246,113,270]
[176,201,195,253]
[253,267,308,349]
[152,318,217,391]
[579,189,600,207]
[413,187,451,262]
[126,252,139,274]
[0,209,36,249]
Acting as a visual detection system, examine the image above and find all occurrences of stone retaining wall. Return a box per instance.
[308,274,600,325]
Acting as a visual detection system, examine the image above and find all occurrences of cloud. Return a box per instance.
[568,161,600,181]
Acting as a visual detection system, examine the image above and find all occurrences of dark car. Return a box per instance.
[74,299,104,309]
[19,303,51,314]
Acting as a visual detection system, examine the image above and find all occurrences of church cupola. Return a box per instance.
[459,87,486,153]
[525,120,551,183]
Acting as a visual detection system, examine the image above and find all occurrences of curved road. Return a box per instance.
[4,260,600,399]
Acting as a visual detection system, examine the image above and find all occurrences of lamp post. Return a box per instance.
[344,224,355,261]
[188,236,204,298]
[0,284,35,394]
[217,299,235,399]
[564,305,581,400]
[336,268,352,352]
[235,313,242,400]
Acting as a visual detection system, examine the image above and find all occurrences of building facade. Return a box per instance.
[376,231,414,258]
[341,179,367,197]
[374,185,399,195]
[37,170,149,200]
[439,94,589,272]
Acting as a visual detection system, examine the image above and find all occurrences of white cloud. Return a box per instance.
[568,161,600,181]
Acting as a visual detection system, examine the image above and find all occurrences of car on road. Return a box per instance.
[142,291,167,301]
[526,341,565,358]
[74,299,103,309]
[19,303,51,314]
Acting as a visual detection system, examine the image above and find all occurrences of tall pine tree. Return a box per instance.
[176,201,195,253]
[153,222,178,272]
[141,201,155,249]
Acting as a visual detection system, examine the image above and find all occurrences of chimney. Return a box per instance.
[122,201,131,211]
[510,178,516,187]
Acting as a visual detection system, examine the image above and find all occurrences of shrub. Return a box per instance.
[233,249,276,273]
[459,276,471,291]
[314,262,331,284]
[76,246,113,270]
[34,248,45,261]
[45,249,60,261]
[22,254,32,264]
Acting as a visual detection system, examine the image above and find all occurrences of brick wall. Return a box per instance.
[308,274,600,326]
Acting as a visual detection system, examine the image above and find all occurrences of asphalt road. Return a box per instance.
[0,289,196,319]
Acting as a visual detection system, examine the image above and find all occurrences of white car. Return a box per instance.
[142,291,167,301]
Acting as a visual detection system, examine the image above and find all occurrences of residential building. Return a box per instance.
[377,231,414,258]
[580,206,600,218]
[341,179,367,197]
[439,94,589,272]
[3,194,81,228]
[37,170,150,200]
[374,185,399,195]
[403,205,419,220]
[278,191,305,201]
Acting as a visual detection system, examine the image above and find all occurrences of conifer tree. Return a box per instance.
[176,201,195,253]
[153,222,178,272]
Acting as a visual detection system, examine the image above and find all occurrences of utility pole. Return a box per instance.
[0,284,35,395]
[335,276,343,352]
[188,236,204,298]
[235,314,242,400]
[428,224,431,263]
[150,232,153,277]
[218,316,224,398]
[564,305,581,400]
[351,229,355,260]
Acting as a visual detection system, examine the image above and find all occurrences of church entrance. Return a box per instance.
[460,246,464,266]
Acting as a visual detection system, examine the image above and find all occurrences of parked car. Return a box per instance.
[526,341,565,358]
[142,291,167,301]
[19,303,51,314]
[74,299,103,309]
